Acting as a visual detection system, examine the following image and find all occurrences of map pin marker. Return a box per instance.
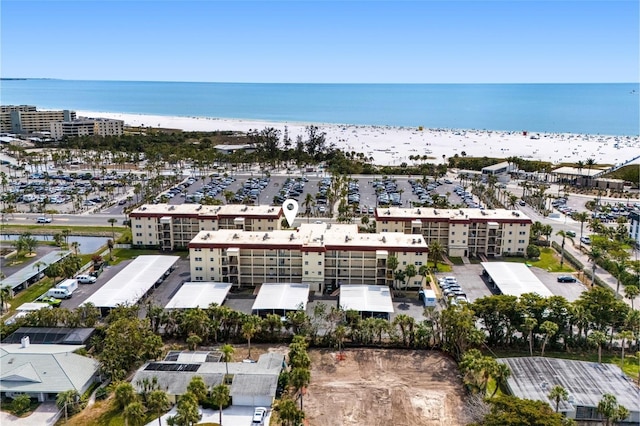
[282,199,299,227]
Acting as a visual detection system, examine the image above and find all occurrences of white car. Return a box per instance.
[76,274,97,284]
[36,217,52,223]
[252,407,267,426]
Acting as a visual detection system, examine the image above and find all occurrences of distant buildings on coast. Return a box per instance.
[0,105,123,140]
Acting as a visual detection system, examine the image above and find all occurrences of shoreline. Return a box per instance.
[77,110,640,167]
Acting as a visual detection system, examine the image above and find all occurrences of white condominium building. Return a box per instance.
[375,207,532,258]
[1,105,75,133]
[51,118,124,139]
[130,204,283,250]
[188,223,428,293]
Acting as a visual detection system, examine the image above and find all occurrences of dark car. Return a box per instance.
[557,275,577,283]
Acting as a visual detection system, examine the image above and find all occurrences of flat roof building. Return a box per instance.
[375,207,532,258]
[499,357,639,423]
[130,204,283,250]
[51,117,124,140]
[252,283,310,317]
[481,262,553,298]
[339,285,394,319]
[1,106,76,133]
[81,255,179,314]
[165,282,232,310]
[1,250,71,294]
[188,223,428,293]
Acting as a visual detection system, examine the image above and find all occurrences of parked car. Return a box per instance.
[252,407,268,426]
[580,236,591,245]
[557,275,577,283]
[566,230,576,237]
[36,296,62,307]
[36,216,52,223]
[76,274,97,284]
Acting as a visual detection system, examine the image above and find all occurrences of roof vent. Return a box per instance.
[242,206,248,212]
[290,233,295,241]
[233,233,239,239]
[417,209,421,214]
[263,233,269,241]
[381,236,386,243]
[433,209,438,215]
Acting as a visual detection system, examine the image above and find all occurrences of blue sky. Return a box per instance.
[1,0,638,83]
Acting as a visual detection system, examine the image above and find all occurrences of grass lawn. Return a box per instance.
[64,396,159,426]
[449,257,464,266]
[107,248,176,265]
[2,224,126,237]
[500,248,574,273]
[4,277,55,316]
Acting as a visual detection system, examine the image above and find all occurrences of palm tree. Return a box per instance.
[616,330,634,365]
[597,393,628,426]
[625,285,639,309]
[221,344,235,377]
[0,286,13,314]
[147,390,171,426]
[108,218,118,241]
[522,317,537,356]
[404,264,417,291]
[303,193,315,223]
[490,363,511,398]
[430,240,444,271]
[123,401,146,426]
[573,211,589,248]
[418,264,429,288]
[588,330,607,364]
[555,230,573,268]
[242,315,261,359]
[589,247,603,288]
[210,384,231,426]
[548,384,568,413]
[540,320,559,357]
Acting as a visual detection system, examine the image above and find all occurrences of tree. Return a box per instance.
[210,384,230,426]
[123,401,146,426]
[616,330,634,365]
[479,395,568,426]
[186,333,202,351]
[555,230,573,268]
[387,255,399,286]
[597,393,628,426]
[588,247,603,287]
[404,264,417,291]
[114,381,138,410]
[540,320,559,357]
[56,389,80,418]
[491,363,511,398]
[147,390,171,426]
[0,286,13,314]
[289,367,311,410]
[11,394,32,416]
[107,238,115,261]
[242,315,261,359]
[547,385,568,413]
[625,285,639,309]
[108,217,118,240]
[430,240,444,271]
[221,344,235,377]
[526,244,540,259]
[276,397,305,426]
[522,317,537,356]
[186,376,208,404]
[573,211,589,248]
[173,392,201,426]
[588,330,607,364]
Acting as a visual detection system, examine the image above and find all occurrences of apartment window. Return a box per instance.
[137,241,142,245]
[195,266,203,271]
[452,232,455,235]
[210,267,215,271]
[305,271,309,275]
[194,248,202,252]
[518,240,525,244]
[210,258,214,262]
[318,271,322,275]
[148,225,152,228]
[519,231,526,235]
[136,232,142,237]
[304,261,309,265]
[402,261,407,265]
[451,239,454,243]
[149,233,153,237]
[508,240,512,243]
[509,231,512,235]
[135,224,142,228]
[462,240,466,244]
[462,232,466,236]
[195,276,202,281]
[195,257,202,262]
[318,261,322,265]
[416,261,423,266]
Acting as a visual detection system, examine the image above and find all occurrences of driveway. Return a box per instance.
[0,402,60,426]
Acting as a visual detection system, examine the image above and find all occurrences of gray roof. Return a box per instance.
[131,352,284,398]
[165,282,232,309]
[1,251,71,291]
[339,285,394,313]
[0,344,99,394]
[499,357,640,414]
[252,283,310,312]
[481,262,553,298]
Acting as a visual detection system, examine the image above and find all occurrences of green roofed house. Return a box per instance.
[0,337,100,402]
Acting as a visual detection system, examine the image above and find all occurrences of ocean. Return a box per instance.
[1,79,638,135]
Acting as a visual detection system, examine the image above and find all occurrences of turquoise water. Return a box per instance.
[1,79,638,135]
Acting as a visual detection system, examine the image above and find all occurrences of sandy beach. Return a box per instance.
[77,110,640,167]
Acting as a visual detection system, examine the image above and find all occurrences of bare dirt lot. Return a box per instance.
[304,348,465,426]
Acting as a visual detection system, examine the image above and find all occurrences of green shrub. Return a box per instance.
[11,394,32,416]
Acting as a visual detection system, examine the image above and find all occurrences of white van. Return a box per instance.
[46,288,72,299]
[76,274,97,284]
[56,279,78,295]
